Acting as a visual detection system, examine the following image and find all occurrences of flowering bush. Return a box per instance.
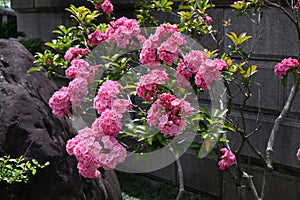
[34,0,300,199]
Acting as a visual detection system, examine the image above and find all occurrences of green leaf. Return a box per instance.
[223,123,236,132]
[189,142,201,149]
[32,168,37,175]
[156,133,167,146]
[245,65,258,78]
[281,75,287,87]
[27,67,42,73]
[219,137,229,143]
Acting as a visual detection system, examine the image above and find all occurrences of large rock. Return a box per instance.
[0,39,121,200]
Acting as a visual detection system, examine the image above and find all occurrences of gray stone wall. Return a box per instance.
[11,0,300,199]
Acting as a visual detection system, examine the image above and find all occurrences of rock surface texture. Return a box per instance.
[0,39,121,200]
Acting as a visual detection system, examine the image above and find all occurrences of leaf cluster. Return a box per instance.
[0,156,49,184]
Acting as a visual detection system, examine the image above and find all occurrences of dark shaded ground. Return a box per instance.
[117,171,216,200]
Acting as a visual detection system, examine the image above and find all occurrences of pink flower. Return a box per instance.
[64,47,90,62]
[143,24,179,49]
[139,48,160,68]
[297,148,300,160]
[88,30,108,46]
[274,57,299,78]
[218,148,235,170]
[195,73,208,90]
[195,59,221,89]
[214,59,228,70]
[98,136,126,170]
[94,80,123,115]
[65,65,78,79]
[183,50,208,72]
[68,77,89,107]
[112,99,131,114]
[147,93,192,136]
[205,16,213,24]
[67,58,96,82]
[143,28,186,66]
[92,109,122,137]
[66,127,126,178]
[101,0,113,14]
[49,87,70,118]
[136,68,169,101]
[176,60,194,81]
[106,17,143,48]
[157,41,180,66]
[94,3,102,10]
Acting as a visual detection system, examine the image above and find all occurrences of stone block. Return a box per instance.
[228,112,300,168]
[180,151,221,197]
[223,8,298,58]
[17,12,65,40]
[11,0,34,9]
[223,166,300,200]
[228,60,282,112]
[34,0,86,8]
[146,163,177,185]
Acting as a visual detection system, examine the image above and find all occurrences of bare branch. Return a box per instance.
[261,82,300,199]
[243,172,260,200]
[171,149,185,200]
[264,0,297,24]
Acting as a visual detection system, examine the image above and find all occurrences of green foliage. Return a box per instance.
[135,0,174,26]
[0,156,49,184]
[33,5,102,77]
[0,22,25,39]
[34,50,68,75]
[231,0,263,16]
[20,38,45,55]
[0,0,10,8]
[178,0,214,36]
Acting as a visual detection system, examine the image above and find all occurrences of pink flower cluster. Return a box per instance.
[94,80,123,115]
[147,93,193,136]
[88,17,144,48]
[140,24,186,68]
[94,0,113,14]
[93,80,131,136]
[50,58,97,118]
[139,48,159,69]
[136,68,169,102]
[66,58,97,82]
[66,128,126,178]
[214,58,229,71]
[64,47,90,62]
[88,30,108,46]
[49,87,70,119]
[218,148,236,170]
[196,59,221,89]
[274,57,299,78]
[157,32,187,65]
[92,109,122,137]
[106,17,145,48]
[68,77,88,107]
[49,77,90,118]
[176,50,224,90]
[65,80,130,178]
